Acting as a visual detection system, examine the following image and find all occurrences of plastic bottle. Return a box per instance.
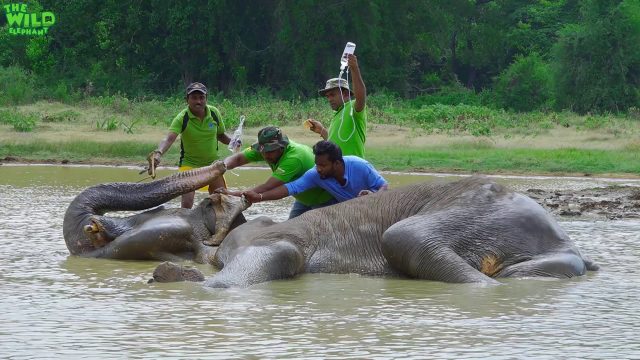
[340,42,356,70]
[228,115,245,153]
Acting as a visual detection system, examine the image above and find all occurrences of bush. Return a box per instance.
[0,108,38,131]
[493,53,553,112]
[0,66,36,106]
[48,81,81,103]
[12,112,38,132]
[409,85,484,108]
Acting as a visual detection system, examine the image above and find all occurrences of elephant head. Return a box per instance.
[63,161,246,258]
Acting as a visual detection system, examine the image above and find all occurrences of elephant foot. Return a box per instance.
[148,261,205,283]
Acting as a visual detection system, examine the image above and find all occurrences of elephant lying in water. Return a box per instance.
[63,161,248,263]
[153,176,598,287]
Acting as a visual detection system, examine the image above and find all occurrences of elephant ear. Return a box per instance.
[203,193,250,246]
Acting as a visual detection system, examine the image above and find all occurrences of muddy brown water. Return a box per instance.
[1,164,639,359]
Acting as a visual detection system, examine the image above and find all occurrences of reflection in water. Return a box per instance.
[1,165,639,358]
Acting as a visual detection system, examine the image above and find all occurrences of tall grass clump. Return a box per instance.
[0,66,36,106]
[0,109,38,132]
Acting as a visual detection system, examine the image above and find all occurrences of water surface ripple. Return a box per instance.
[1,166,639,359]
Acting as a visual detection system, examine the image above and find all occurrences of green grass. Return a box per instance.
[367,147,640,175]
[2,139,639,176]
[1,94,640,176]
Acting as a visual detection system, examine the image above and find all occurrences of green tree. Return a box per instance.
[553,0,640,113]
[494,53,552,112]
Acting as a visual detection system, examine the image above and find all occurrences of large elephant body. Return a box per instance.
[63,161,247,263]
[205,176,598,288]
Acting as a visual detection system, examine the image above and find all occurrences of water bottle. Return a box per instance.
[340,42,356,70]
[228,115,245,153]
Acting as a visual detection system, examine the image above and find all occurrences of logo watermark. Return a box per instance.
[3,3,56,36]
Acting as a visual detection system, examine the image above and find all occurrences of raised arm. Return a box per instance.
[347,54,366,112]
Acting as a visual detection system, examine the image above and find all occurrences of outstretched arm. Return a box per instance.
[156,132,178,155]
[147,132,178,175]
[223,152,249,171]
[220,176,285,198]
[244,185,289,203]
[251,177,285,194]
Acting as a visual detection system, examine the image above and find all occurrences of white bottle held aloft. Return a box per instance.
[340,42,356,70]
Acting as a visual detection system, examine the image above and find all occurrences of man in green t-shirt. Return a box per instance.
[222,126,335,218]
[147,82,232,209]
[306,54,367,158]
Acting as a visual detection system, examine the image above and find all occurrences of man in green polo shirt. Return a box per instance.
[222,126,335,218]
[147,82,232,209]
[305,53,367,158]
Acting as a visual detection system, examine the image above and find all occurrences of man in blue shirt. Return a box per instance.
[243,140,388,205]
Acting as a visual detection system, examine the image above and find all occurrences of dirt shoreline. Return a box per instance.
[3,155,639,220]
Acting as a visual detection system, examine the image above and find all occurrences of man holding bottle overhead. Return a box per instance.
[306,54,367,158]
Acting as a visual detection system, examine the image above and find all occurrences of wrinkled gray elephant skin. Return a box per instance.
[63,161,248,263]
[203,176,598,288]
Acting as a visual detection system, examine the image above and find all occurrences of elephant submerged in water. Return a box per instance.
[63,161,248,263]
[154,176,598,287]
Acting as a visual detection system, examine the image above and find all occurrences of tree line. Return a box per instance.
[1,0,639,113]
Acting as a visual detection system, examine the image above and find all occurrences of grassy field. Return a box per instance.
[1,98,639,177]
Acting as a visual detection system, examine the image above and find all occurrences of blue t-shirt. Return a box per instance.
[285,156,387,202]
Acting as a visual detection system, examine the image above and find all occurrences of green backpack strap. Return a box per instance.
[181,111,189,133]
[179,107,221,166]
[181,107,220,133]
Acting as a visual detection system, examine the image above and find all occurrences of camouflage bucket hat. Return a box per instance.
[251,126,289,152]
[318,78,353,96]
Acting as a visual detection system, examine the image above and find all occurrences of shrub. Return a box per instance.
[42,110,80,123]
[493,53,553,112]
[0,66,36,106]
[12,112,38,132]
[410,85,484,108]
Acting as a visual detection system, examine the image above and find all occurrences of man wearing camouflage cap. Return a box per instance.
[305,53,367,158]
[147,82,232,208]
[222,126,335,218]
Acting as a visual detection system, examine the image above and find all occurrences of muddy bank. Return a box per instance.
[526,186,640,220]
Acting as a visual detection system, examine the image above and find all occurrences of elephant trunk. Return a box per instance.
[63,161,226,255]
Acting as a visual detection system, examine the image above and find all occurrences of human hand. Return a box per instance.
[243,190,262,203]
[357,190,373,197]
[146,150,162,176]
[347,54,359,71]
[306,119,324,135]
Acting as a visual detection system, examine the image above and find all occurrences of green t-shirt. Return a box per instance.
[168,105,226,167]
[243,140,334,206]
[328,100,366,158]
